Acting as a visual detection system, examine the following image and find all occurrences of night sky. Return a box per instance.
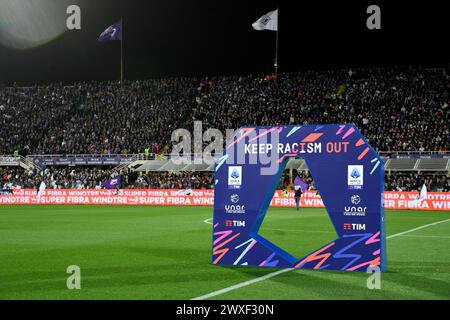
[0,0,448,85]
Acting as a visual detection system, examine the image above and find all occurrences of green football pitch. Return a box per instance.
[0,205,449,300]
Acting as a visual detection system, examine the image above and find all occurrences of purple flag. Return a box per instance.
[294,176,308,193]
[101,176,121,189]
[98,20,122,42]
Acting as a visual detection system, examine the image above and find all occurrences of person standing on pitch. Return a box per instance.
[293,175,307,211]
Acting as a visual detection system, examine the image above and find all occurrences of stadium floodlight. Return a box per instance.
[212,124,386,272]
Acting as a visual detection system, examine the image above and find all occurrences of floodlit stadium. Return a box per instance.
[0,0,449,304]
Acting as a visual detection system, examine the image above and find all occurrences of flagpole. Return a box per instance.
[120,18,123,87]
[274,6,279,75]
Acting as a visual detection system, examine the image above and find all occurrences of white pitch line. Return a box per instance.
[204,218,213,225]
[386,219,450,240]
[192,218,450,300]
[191,268,294,300]
[397,235,450,239]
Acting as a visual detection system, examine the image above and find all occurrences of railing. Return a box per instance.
[166,152,222,160]
[2,151,449,168]
[20,155,40,170]
[28,154,144,158]
[378,151,450,158]
[112,154,141,172]
[165,151,450,159]
[27,153,155,166]
[0,155,40,171]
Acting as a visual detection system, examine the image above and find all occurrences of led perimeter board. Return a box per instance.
[212,124,386,272]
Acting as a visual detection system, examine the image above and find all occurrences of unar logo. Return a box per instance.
[225,205,245,214]
[344,196,367,216]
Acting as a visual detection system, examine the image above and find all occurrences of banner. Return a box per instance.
[0,156,20,166]
[101,176,121,189]
[0,189,448,210]
[29,155,135,166]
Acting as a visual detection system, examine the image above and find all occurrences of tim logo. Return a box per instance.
[225,220,246,227]
[343,223,366,231]
[228,166,242,189]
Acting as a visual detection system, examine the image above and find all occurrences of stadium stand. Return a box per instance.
[1,165,448,192]
[0,66,448,191]
[0,67,448,155]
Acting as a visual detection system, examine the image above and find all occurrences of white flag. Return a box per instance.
[252,9,278,31]
[419,183,427,201]
[37,181,46,196]
[408,183,427,207]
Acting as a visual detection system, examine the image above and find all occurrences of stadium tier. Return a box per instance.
[0,67,448,155]
[0,66,449,193]
[1,164,448,192]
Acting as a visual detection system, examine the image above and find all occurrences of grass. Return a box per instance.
[0,205,449,300]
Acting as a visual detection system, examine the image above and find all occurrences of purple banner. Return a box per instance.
[30,155,135,166]
[294,176,308,193]
[101,176,121,189]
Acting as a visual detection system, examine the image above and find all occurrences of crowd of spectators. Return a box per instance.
[1,66,448,192]
[1,166,119,189]
[0,79,196,155]
[135,172,214,189]
[0,167,214,190]
[0,66,448,156]
[190,67,449,153]
[2,167,447,192]
[385,172,449,192]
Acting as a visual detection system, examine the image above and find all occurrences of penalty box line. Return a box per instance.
[192,218,450,300]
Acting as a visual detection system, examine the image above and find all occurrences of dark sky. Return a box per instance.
[0,0,448,85]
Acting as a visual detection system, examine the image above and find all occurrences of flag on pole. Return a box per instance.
[98,20,124,85]
[252,9,278,31]
[294,176,308,193]
[101,176,121,189]
[419,183,427,201]
[98,20,122,41]
[37,181,46,196]
[408,183,428,207]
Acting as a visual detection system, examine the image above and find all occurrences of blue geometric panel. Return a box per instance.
[212,124,386,272]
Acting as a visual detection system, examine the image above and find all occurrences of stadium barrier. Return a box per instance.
[0,189,448,210]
